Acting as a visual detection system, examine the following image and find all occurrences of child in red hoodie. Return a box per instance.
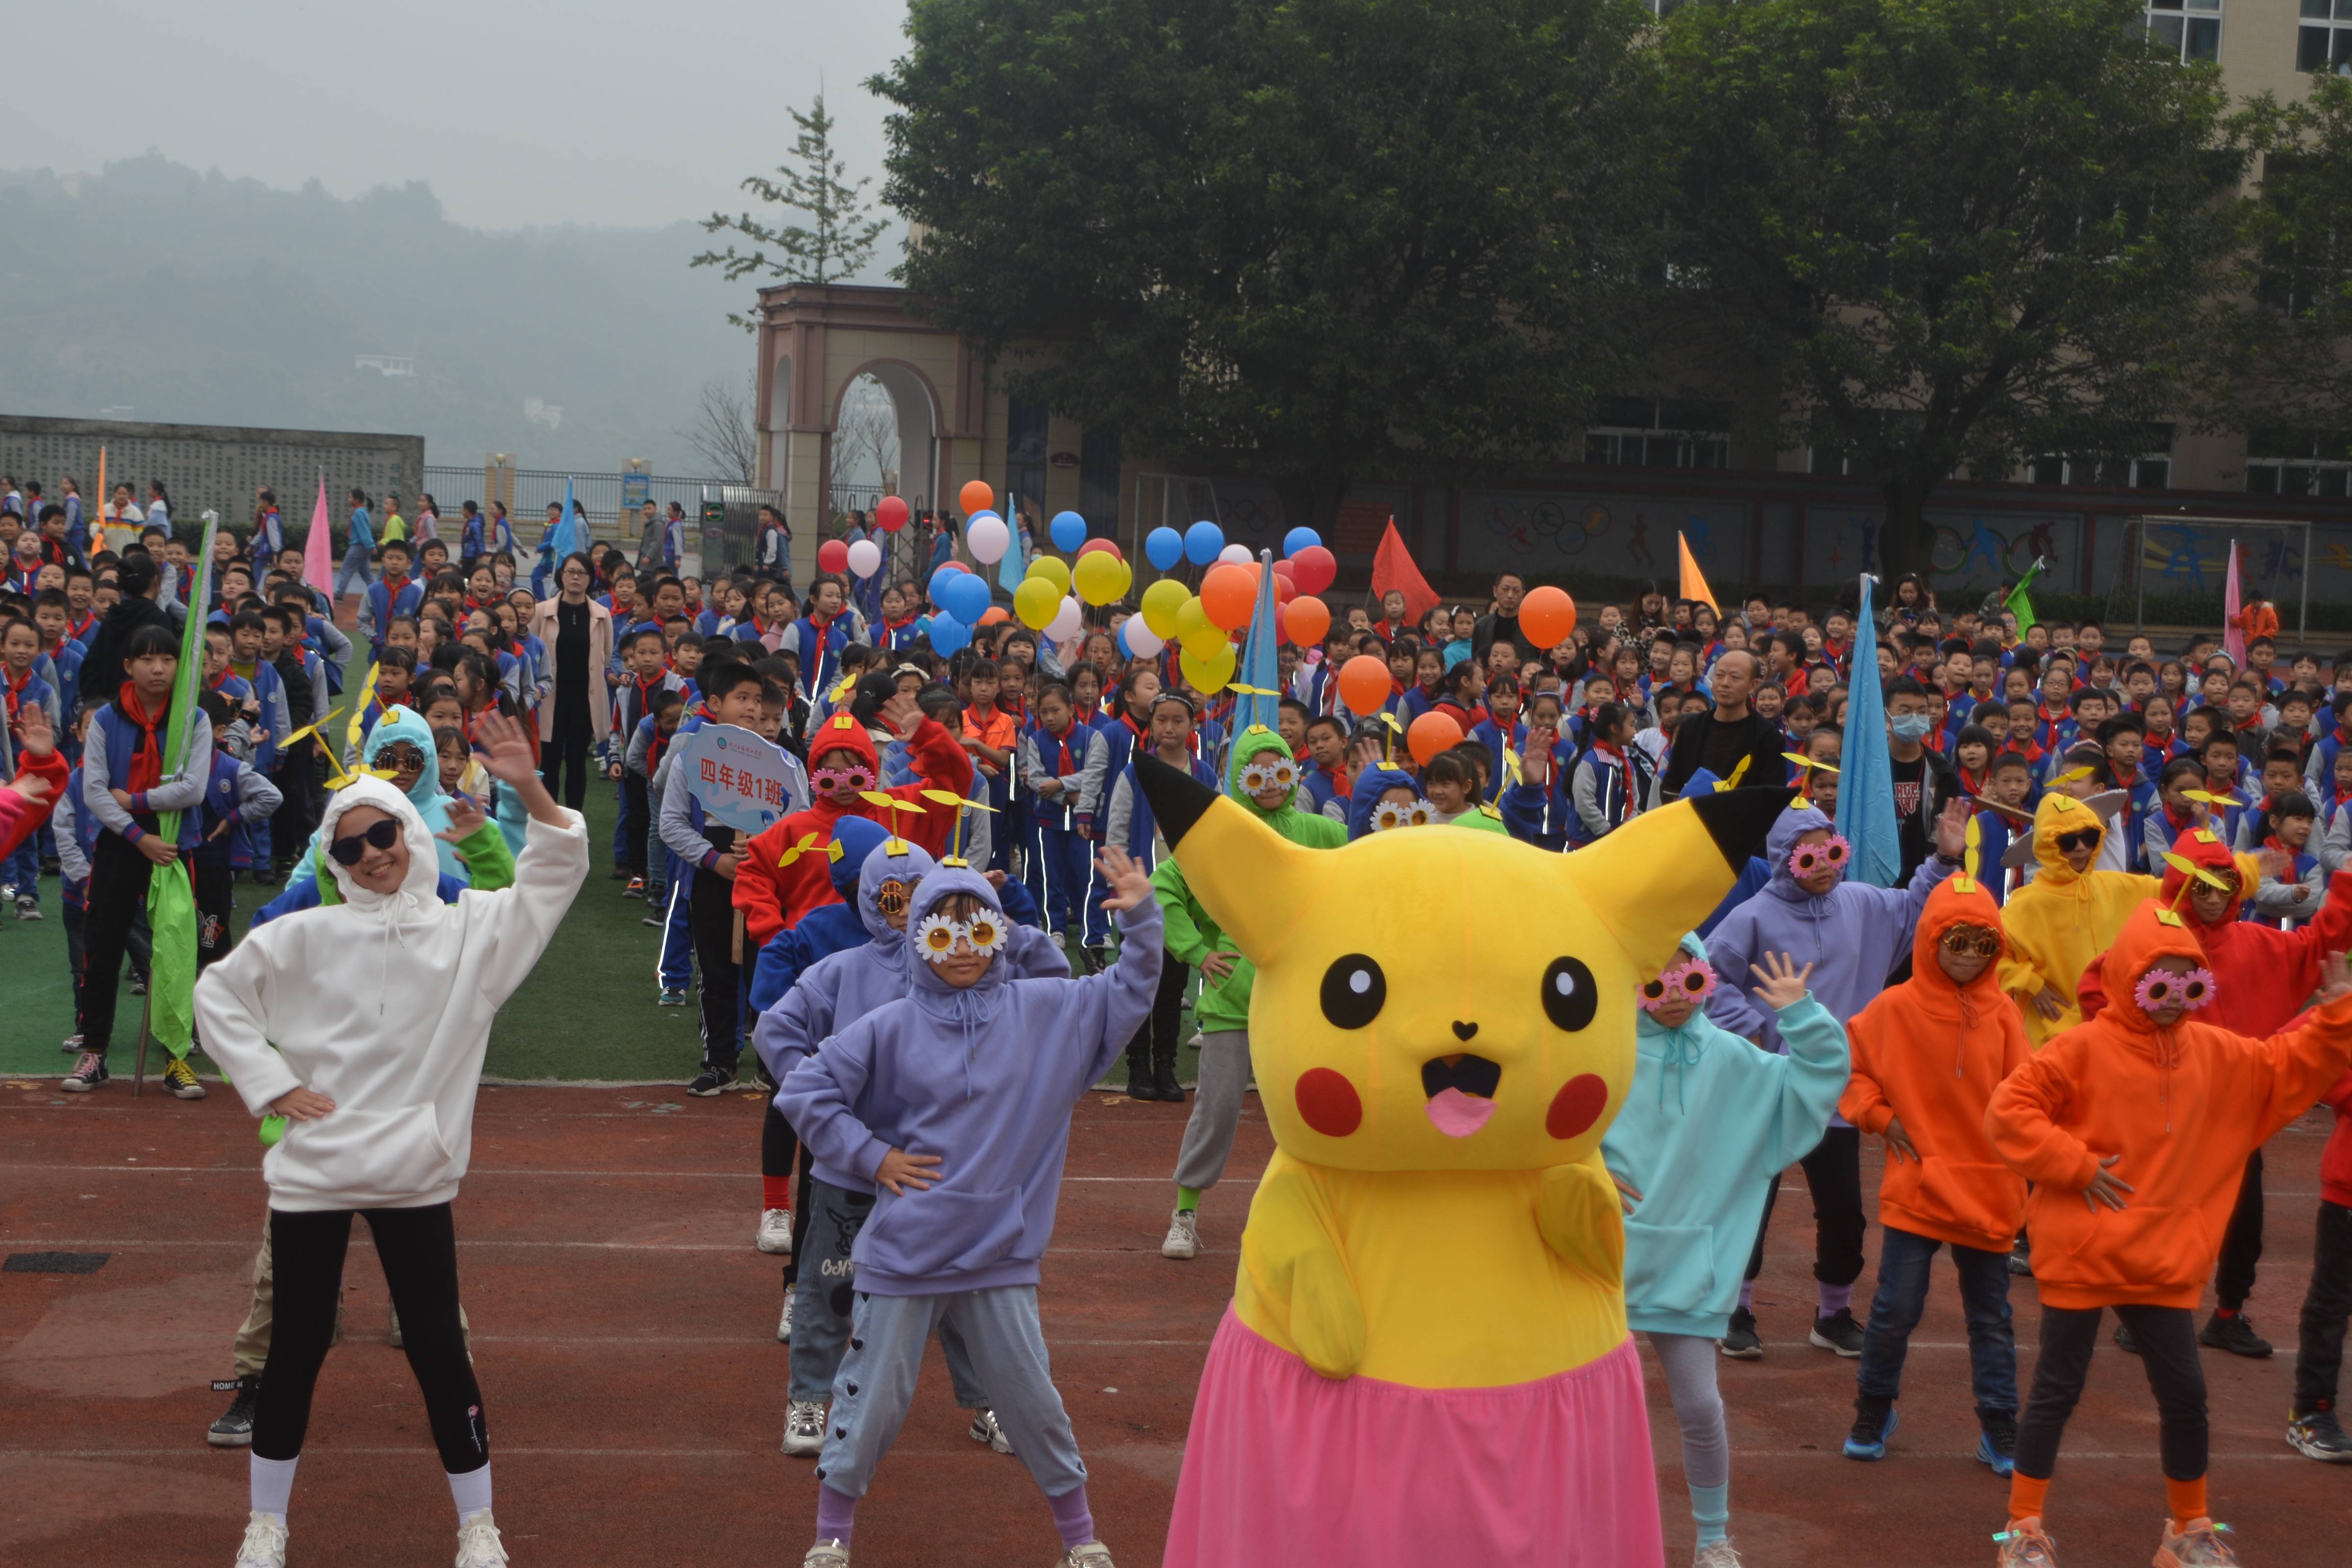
[2288,1067,2352,1460]
[1987,901,2352,1568]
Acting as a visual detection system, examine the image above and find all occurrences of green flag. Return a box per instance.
[147,515,219,1060]
[2004,556,2047,637]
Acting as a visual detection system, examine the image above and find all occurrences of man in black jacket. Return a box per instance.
[1656,649,1788,802]
[1470,571,1541,665]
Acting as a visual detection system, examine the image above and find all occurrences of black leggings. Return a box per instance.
[78,830,157,1054]
[252,1204,487,1475]
[1743,1124,1866,1287]
[1126,959,1190,1067]
[539,704,592,809]
[2015,1304,2205,1483]
[2215,1148,2263,1310]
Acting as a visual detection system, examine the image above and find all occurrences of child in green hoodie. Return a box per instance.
[1153,729,1345,1261]
[1602,938,1849,1568]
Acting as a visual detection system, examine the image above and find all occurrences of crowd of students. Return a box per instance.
[9,484,2352,1568]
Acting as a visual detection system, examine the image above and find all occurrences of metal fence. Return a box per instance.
[421,466,732,546]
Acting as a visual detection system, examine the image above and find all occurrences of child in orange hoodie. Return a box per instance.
[1839,871,2032,1472]
[1986,901,2352,1568]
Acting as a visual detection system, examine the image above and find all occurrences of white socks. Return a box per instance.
[249,1453,299,1521]
[448,1461,493,1523]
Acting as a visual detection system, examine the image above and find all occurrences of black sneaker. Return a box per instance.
[2287,1406,2352,1461]
[2198,1310,2273,1358]
[2007,1241,2033,1276]
[1810,1307,1864,1357]
[1977,1410,2018,1476]
[1843,1396,1897,1460]
[62,1052,109,1093]
[207,1375,261,1447]
[1718,1307,1763,1359]
[2114,1321,2141,1354]
[687,1067,737,1097]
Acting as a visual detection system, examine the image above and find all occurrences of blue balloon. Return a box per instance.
[1145,526,1184,571]
[928,613,969,656]
[1183,519,1225,565]
[940,572,993,626]
[1283,526,1322,559]
[928,564,966,607]
[1050,510,1088,552]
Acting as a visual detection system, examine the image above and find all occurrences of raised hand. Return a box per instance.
[436,793,488,845]
[1748,951,1814,1010]
[15,701,54,758]
[1934,794,1971,858]
[1096,844,1153,910]
[471,710,538,787]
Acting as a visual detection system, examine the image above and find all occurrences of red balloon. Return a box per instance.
[933,560,968,575]
[1284,594,1331,647]
[816,539,850,574]
[1271,559,1296,582]
[1408,710,1465,767]
[1520,585,1578,649]
[1337,654,1392,716]
[1272,572,1298,606]
[875,496,910,533]
[1289,544,1337,596]
[1077,538,1123,561]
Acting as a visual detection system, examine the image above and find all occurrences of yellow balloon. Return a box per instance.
[1074,550,1128,607]
[1140,578,1190,637]
[1014,575,1060,631]
[1026,555,1071,596]
[1174,593,1212,643]
[1180,618,1231,659]
[1181,641,1236,695]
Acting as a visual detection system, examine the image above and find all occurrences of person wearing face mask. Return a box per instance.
[194,711,585,1568]
[1603,942,1846,1568]
[1986,905,2352,1568]
[1883,677,1960,883]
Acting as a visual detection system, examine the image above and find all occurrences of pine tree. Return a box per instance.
[693,94,889,329]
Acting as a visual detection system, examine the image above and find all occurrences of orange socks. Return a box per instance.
[2007,1473,2050,1523]
[2165,1475,2209,1530]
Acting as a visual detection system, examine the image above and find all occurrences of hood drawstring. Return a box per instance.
[1955,984,1976,1078]
[2154,1024,2180,1135]
[1655,1025,1704,1113]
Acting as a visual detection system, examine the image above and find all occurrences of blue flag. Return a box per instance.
[996,510,1027,595]
[552,476,580,562]
[1835,574,1901,888]
[1225,550,1284,790]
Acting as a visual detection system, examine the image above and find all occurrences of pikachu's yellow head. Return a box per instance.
[1137,756,1791,1173]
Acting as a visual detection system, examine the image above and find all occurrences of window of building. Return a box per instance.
[2246,427,2352,496]
[2300,0,2352,72]
[1583,397,1731,470]
[2030,425,2174,489]
[1004,398,1049,521]
[2149,0,2222,62]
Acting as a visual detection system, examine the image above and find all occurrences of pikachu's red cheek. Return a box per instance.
[1546,1074,1609,1140]
[1295,1068,1363,1137]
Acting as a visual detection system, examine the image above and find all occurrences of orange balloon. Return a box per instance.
[1283,594,1330,647]
[1337,654,1393,716]
[1407,710,1465,767]
[977,606,1010,626]
[958,479,994,517]
[1520,585,1577,649]
[1200,562,1258,631]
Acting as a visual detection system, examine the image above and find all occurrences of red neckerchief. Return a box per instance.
[1318,758,1349,797]
[1,666,30,724]
[1960,763,1989,795]
[1039,720,1078,779]
[1592,737,1626,764]
[1119,710,1149,746]
[382,571,409,598]
[632,674,663,723]
[115,682,168,793]
[65,611,95,642]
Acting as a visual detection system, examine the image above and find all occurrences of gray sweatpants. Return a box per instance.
[790,1177,989,1409]
[1648,1329,1730,1490]
[1171,1029,1251,1194]
[815,1285,1083,1499]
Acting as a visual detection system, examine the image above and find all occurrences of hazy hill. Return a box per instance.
[0,155,757,474]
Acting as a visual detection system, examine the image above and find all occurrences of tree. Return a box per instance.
[1655,0,2247,579]
[678,372,760,483]
[693,93,890,329]
[869,0,1656,533]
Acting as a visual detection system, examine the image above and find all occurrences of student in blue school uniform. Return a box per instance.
[1019,680,1103,961]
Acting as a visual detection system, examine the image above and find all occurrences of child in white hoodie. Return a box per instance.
[194,711,587,1568]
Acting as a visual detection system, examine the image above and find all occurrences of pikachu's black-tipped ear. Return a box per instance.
[1690,785,1798,870]
[1135,753,1220,848]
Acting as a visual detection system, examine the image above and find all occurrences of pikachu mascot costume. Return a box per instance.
[1137,755,1794,1567]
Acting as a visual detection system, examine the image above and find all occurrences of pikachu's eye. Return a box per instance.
[1320,954,1386,1029]
[1541,957,1598,1031]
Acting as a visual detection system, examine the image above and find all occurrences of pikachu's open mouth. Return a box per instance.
[1421,1053,1500,1137]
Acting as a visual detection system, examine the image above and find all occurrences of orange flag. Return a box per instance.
[1370,518,1440,628]
[1678,531,1718,612]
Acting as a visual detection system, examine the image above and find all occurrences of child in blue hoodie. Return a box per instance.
[1604,940,1849,1566]
[779,851,1160,1568]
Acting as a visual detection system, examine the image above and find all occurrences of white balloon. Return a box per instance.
[845,538,882,579]
[1217,542,1254,565]
[1048,594,1084,641]
[965,515,1010,564]
[1124,620,1166,657]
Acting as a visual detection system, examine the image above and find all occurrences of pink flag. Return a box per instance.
[303,472,334,595]
[2223,537,2246,668]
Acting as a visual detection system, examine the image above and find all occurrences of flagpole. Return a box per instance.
[133,996,152,1098]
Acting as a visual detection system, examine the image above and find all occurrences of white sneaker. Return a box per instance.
[803,1543,850,1568]
[454,1511,509,1567]
[778,1293,794,1343]
[757,1208,795,1255]
[1060,1544,1115,1568]
[232,1512,288,1568]
[1693,1540,1743,1568]
[968,1408,1014,1454]
[1160,1209,1199,1260]
[782,1398,827,1456]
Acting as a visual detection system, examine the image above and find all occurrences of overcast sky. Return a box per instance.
[11,0,912,242]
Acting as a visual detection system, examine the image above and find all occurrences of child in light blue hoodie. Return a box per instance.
[777,850,1161,1568]
[1603,937,1848,1568]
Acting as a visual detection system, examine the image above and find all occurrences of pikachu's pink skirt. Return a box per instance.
[1161,1306,1663,1567]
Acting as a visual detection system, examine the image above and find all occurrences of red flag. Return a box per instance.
[1370,518,1440,628]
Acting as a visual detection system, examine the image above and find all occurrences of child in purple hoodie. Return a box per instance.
[778,849,1163,1568]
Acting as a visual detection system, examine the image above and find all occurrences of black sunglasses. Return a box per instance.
[328,817,402,866]
[2053,830,2102,853]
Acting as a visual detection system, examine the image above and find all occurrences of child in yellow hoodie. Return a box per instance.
[1996,791,2156,1050]
[1984,902,2352,1568]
